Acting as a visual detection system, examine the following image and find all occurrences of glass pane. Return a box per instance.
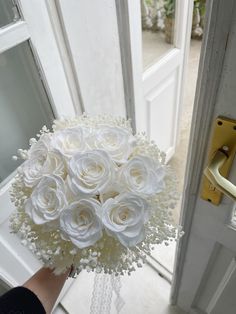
[0,41,54,184]
[141,0,176,70]
[0,0,20,28]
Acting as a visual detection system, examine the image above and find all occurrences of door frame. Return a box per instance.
[171,0,235,305]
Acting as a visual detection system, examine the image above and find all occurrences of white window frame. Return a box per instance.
[0,0,83,189]
[0,0,82,118]
[0,1,77,301]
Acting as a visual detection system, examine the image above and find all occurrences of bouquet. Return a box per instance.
[10,114,180,277]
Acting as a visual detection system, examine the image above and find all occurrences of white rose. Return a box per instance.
[42,151,66,177]
[102,193,150,247]
[60,199,103,248]
[51,127,87,158]
[28,134,51,158]
[94,126,135,163]
[67,149,116,196]
[25,175,67,224]
[21,155,46,188]
[119,155,165,196]
[21,150,66,188]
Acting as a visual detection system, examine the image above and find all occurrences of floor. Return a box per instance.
[59,267,186,314]
[56,40,202,314]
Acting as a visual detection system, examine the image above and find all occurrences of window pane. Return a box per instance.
[0,0,20,28]
[141,0,176,70]
[0,41,54,184]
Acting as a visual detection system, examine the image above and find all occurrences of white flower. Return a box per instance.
[21,155,46,188]
[102,193,150,247]
[28,134,51,159]
[67,149,116,196]
[43,151,66,177]
[51,127,87,158]
[119,155,165,196]
[94,126,135,163]
[25,175,67,224]
[21,150,66,188]
[100,190,120,203]
[60,199,103,248]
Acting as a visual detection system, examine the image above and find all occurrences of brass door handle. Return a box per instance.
[201,117,236,205]
[204,150,236,201]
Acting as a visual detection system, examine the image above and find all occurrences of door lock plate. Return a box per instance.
[201,116,236,205]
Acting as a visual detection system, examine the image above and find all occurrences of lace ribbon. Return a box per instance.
[90,272,125,314]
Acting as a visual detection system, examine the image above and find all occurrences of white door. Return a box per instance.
[0,0,77,292]
[124,0,193,162]
[172,1,236,313]
[50,0,193,159]
[54,0,127,117]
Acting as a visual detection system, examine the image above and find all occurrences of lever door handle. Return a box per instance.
[204,150,236,201]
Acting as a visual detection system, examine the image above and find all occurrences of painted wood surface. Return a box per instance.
[19,0,77,117]
[140,0,192,162]
[172,1,236,313]
[57,0,126,117]
[0,21,29,53]
[115,0,143,131]
[0,0,76,302]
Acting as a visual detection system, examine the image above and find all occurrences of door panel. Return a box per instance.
[173,1,236,313]
[176,197,236,311]
[137,0,193,162]
[194,244,236,313]
[143,49,180,93]
[57,0,126,116]
[147,68,178,158]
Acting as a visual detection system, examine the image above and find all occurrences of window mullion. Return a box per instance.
[0,21,30,54]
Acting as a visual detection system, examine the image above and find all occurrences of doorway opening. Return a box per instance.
[141,0,205,277]
[60,2,206,313]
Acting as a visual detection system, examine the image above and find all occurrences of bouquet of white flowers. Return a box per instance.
[10,114,180,277]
